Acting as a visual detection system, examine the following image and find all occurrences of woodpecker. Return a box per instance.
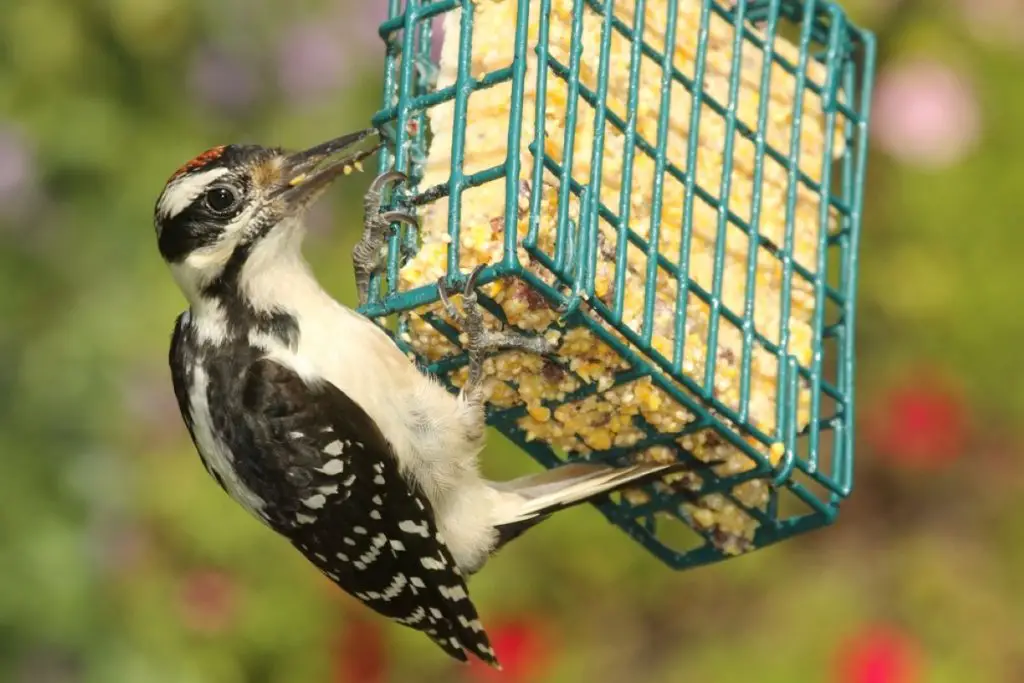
[154,127,691,666]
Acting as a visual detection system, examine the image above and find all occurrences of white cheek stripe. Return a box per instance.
[158,167,231,224]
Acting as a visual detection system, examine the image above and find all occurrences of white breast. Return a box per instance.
[188,363,269,524]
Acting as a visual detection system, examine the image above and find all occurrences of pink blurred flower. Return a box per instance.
[464,615,551,682]
[342,0,388,50]
[834,623,922,683]
[178,569,239,634]
[862,370,971,469]
[332,615,388,683]
[277,21,353,102]
[188,46,259,114]
[0,124,40,221]
[335,0,445,65]
[871,59,981,169]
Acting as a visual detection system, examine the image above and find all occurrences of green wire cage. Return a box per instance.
[364,0,875,570]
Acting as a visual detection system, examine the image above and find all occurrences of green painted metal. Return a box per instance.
[366,0,875,569]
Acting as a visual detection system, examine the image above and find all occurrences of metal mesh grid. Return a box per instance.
[366,0,875,569]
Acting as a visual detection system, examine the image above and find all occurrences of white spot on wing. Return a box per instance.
[421,557,445,571]
[381,574,408,601]
[458,615,484,632]
[357,534,388,565]
[373,475,386,485]
[398,520,429,537]
[296,513,317,524]
[319,459,345,475]
[389,539,405,551]
[439,584,468,601]
[302,494,326,509]
[317,484,339,496]
[395,606,426,625]
[323,440,344,456]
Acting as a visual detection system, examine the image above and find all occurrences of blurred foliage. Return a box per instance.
[0,0,1022,682]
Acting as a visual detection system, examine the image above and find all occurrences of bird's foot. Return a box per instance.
[437,265,555,403]
[354,170,417,306]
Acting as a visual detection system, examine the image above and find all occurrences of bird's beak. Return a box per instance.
[275,128,383,212]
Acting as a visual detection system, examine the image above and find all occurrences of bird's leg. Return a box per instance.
[437,265,555,406]
[354,171,418,307]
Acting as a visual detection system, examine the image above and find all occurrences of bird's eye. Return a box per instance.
[204,185,241,215]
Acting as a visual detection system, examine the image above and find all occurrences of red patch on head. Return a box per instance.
[169,145,228,182]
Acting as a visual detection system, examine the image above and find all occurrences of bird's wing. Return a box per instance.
[169,313,227,490]
[169,313,195,430]
[236,357,497,666]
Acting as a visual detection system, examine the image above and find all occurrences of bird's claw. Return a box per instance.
[354,170,417,307]
[436,265,556,403]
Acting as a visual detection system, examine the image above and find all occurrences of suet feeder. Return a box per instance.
[364,0,875,569]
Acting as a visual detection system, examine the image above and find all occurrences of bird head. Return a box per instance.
[153,128,381,307]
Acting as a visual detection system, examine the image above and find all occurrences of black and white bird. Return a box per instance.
[153,127,689,666]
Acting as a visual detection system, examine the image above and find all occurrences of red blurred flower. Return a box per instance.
[863,373,971,468]
[178,569,238,634]
[834,623,922,683]
[332,615,388,683]
[465,616,551,682]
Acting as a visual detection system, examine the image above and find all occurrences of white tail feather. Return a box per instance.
[489,462,676,527]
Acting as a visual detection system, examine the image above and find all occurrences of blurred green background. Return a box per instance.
[1,0,1021,681]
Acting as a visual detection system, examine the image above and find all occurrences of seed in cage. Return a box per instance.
[392,0,854,562]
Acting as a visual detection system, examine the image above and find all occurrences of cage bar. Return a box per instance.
[367,0,875,569]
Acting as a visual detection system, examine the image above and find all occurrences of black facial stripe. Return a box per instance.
[200,238,300,349]
[157,214,225,263]
[202,239,253,299]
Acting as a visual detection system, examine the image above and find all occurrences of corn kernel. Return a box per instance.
[692,508,716,529]
[527,404,552,423]
[585,431,613,451]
